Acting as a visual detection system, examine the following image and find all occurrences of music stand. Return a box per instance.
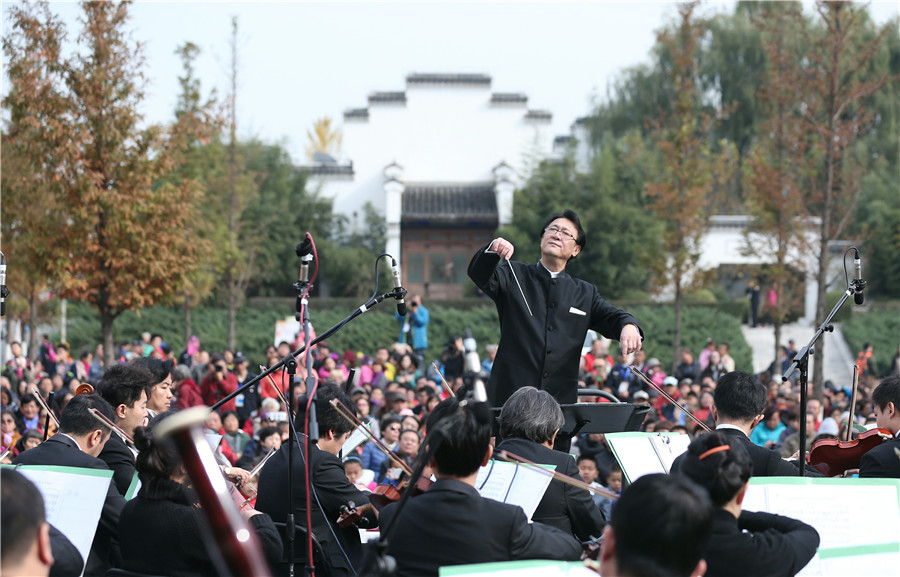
[491,403,649,438]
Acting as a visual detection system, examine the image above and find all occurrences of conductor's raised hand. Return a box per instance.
[487,237,514,260]
[619,324,642,355]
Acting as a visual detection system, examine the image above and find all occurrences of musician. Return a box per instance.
[118,411,283,576]
[467,209,642,409]
[859,375,900,478]
[674,432,819,577]
[596,473,713,577]
[379,397,582,576]
[13,395,126,576]
[255,383,377,576]
[96,363,153,495]
[670,371,822,477]
[1,468,54,577]
[130,356,175,419]
[494,387,607,540]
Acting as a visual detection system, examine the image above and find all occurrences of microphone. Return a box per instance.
[296,238,313,285]
[462,329,491,424]
[853,249,864,305]
[0,252,7,318]
[391,258,407,316]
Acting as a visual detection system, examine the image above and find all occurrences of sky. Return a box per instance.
[2,1,898,164]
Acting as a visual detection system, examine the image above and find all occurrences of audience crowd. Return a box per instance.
[2,327,897,576]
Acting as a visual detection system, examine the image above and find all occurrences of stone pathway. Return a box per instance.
[741,321,856,387]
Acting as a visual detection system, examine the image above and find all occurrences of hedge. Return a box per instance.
[60,298,753,377]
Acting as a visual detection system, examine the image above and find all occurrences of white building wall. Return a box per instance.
[309,76,554,233]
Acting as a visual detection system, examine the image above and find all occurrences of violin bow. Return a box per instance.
[431,362,456,398]
[29,387,60,429]
[89,408,135,444]
[259,365,291,412]
[329,399,413,475]
[497,450,619,501]
[845,365,859,442]
[629,366,711,432]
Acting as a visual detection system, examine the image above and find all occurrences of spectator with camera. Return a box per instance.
[200,354,239,413]
[441,335,465,382]
[407,294,430,362]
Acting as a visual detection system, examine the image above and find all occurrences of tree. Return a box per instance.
[1,2,71,359]
[42,1,200,367]
[644,2,731,370]
[798,1,893,392]
[744,2,815,366]
[167,41,220,343]
[305,116,342,161]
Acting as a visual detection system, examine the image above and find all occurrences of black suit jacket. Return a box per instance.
[119,478,282,577]
[493,437,606,540]
[468,245,642,406]
[97,432,136,496]
[859,435,900,479]
[671,427,823,478]
[379,478,583,577]
[704,509,819,577]
[13,434,126,574]
[255,440,377,575]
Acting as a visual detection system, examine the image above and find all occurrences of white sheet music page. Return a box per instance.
[605,433,666,483]
[10,464,113,577]
[475,460,554,521]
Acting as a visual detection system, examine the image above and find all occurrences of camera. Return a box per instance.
[214,364,224,373]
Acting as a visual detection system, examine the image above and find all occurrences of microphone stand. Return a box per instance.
[782,273,866,477]
[293,240,314,577]
[208,287,406,415]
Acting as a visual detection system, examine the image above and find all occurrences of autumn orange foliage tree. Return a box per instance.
[645,2,734,369]
[4,1,204,366]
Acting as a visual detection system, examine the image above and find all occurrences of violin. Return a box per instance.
[807,427,893,477]
[336,469,434,527]
[74,383,95,395]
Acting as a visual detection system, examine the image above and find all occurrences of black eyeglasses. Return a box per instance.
[544,225,576,241]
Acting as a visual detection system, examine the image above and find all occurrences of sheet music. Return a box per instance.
[342,423,371,456]
[649,433,690,473]
[605,433,665,483]
[745,477,900,577]
[8,464,112,577]
[475,460,554,521]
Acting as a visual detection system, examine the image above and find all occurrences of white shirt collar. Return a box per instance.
[538,260,562,278]
[58,432,84,452]
[715,423,748,437]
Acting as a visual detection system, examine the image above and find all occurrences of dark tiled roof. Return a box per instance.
[297,164,354,177]
[368,91,407,104]
[406,73,492,87]
[491,92,528,104]
[525,109,552,122]
[343,108,369,120]
[402,183,498,225]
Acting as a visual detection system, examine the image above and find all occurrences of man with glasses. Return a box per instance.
[468,209,643,411]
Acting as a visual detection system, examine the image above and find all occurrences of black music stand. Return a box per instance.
[492,402,649,439]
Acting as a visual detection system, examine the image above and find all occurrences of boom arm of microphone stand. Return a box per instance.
[209,288,406,413]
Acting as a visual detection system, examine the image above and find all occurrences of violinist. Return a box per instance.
[379,397,582,577]
[674,432,819,577]
[117,411,282,576]
[859,375,900,478]
[595,474,712,577]
[255,383,378,576]
[670,372,822,477]
[494,387,607,539]
[96,363,153,496]
[13,394,126,577]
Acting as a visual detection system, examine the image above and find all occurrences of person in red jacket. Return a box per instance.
[171,365,204,410]
[200,354,238,413]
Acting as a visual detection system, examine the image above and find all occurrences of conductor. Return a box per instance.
[468,209,643,408]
